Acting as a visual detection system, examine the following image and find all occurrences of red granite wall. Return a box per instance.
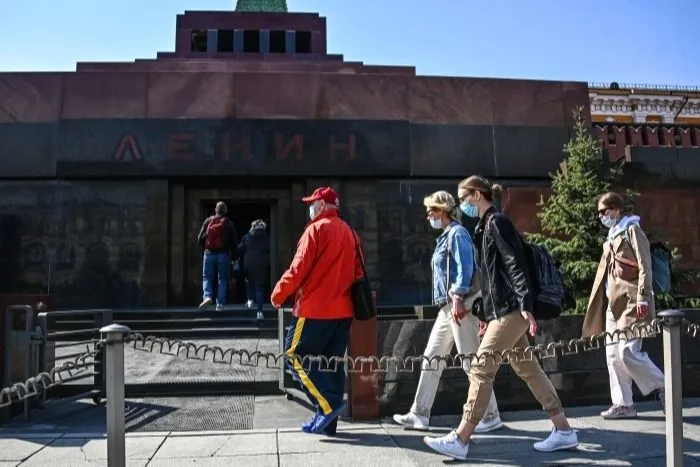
[505,186,700,269]
[0,72,588,126]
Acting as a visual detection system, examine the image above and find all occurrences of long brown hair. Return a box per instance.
[458,175,503,204]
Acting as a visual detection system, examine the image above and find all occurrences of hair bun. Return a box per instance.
[491,184,503,194]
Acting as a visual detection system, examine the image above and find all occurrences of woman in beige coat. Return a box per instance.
[582,192,665,419]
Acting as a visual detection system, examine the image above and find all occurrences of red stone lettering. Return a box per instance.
[329,134,357,161]
[219,131,252,161]
[112,134,143,162]
[275,134,303,161]
[168,133,195,160]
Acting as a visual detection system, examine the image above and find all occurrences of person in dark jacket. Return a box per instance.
[197,202,238,311]
[423,176,577,461]
[238,219,270,320]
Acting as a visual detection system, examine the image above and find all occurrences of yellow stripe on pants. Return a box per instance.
[287,317,332,415]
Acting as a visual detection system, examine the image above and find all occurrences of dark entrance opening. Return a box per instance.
[200,200,272,305]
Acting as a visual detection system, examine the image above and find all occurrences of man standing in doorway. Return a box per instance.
[271,187,362,435]
[198,201,238,311]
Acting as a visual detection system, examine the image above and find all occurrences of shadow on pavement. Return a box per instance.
[319,424,700,466]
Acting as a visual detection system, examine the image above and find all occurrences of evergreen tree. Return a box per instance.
[528,107,629,313]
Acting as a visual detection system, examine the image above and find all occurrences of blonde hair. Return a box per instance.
[458,175,503,204]
[423,190,461,222]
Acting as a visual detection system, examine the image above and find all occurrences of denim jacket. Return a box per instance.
[431,221,475,306]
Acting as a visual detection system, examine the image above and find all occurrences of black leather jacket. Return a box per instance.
[473,207,534,321]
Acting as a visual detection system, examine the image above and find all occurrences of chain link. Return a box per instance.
[124,319,677,373]
[0,317,696,410]
[0,345,97,409]
[684,319,700,338]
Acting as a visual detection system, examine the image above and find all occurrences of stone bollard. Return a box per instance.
[100,324,131,467]
[657,310,684,467]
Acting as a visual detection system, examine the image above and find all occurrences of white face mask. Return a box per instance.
[309,202,322,220]
[601,215,616,228]
[429,218,443,230]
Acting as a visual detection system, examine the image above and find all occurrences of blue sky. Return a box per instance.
[1,0,698,86]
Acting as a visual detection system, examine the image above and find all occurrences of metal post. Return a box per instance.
[100,324,130,467]
[658,310,685,467]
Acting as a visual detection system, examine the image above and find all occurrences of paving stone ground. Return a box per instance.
[1,398,698,466]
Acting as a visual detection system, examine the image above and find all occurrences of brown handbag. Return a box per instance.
[608,242,639,281]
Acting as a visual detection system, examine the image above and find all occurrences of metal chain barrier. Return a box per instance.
[0,317,696,410]
[124,317,698,373]
[0,344,98,408]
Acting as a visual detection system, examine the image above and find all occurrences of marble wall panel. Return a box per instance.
[492,79,566,127]
[407,77,493,125]
[61,73,147,119]
[561,81,591,126]
[232,72,319,119]
[146,72,236,118]
[317,74,409,120]
[0,73,63,122]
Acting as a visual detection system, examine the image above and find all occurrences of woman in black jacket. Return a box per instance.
[423,176,578,461]
[237,219,270,320]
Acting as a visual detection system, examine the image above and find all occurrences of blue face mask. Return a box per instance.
[461,202,479,218]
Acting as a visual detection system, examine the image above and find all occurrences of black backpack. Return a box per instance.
[521,241,574,320]
[485,213,572,320]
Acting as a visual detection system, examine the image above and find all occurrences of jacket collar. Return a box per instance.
[439,220,460,239]
[476,206,498,232]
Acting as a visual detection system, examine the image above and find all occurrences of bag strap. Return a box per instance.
[446,228,451,294]
[351,229,369,280]
[609,226,640,269]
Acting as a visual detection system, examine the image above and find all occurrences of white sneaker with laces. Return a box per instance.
[392,411,429,430]
[533,428,579,452]
[256,311,264,320]
[215,304,224,311]
[423,431,469,460]
[199,297,212,308]
[474,414,504,433]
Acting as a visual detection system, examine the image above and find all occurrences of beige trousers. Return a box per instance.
[410,305,499,419]
[462,311,563,424]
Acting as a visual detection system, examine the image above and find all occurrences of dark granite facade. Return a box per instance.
[377,310,700,416]
[0,181,148,308]
[0,119,577,179]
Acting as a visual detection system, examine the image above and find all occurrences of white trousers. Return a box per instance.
[605,309,665,407]
[410,305,500,419]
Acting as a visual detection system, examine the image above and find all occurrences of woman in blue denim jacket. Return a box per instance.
[393,190,502,433]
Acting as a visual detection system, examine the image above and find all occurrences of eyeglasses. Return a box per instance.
[597,207,611,216]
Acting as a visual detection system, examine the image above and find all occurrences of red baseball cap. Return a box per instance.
[302,187,339,206]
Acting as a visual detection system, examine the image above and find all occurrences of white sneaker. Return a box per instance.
[392,411,429,430]
[423,431,469,460]
[474,414,504,433]
[246,300,254,309]
[215,304,224,311]
[256,311,264,320]
[533,428,579,452]
[199,297,212,308]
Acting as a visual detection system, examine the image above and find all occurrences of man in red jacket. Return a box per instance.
[271,187,363,435]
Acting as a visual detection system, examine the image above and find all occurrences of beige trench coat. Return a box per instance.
[582,224,655,338]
